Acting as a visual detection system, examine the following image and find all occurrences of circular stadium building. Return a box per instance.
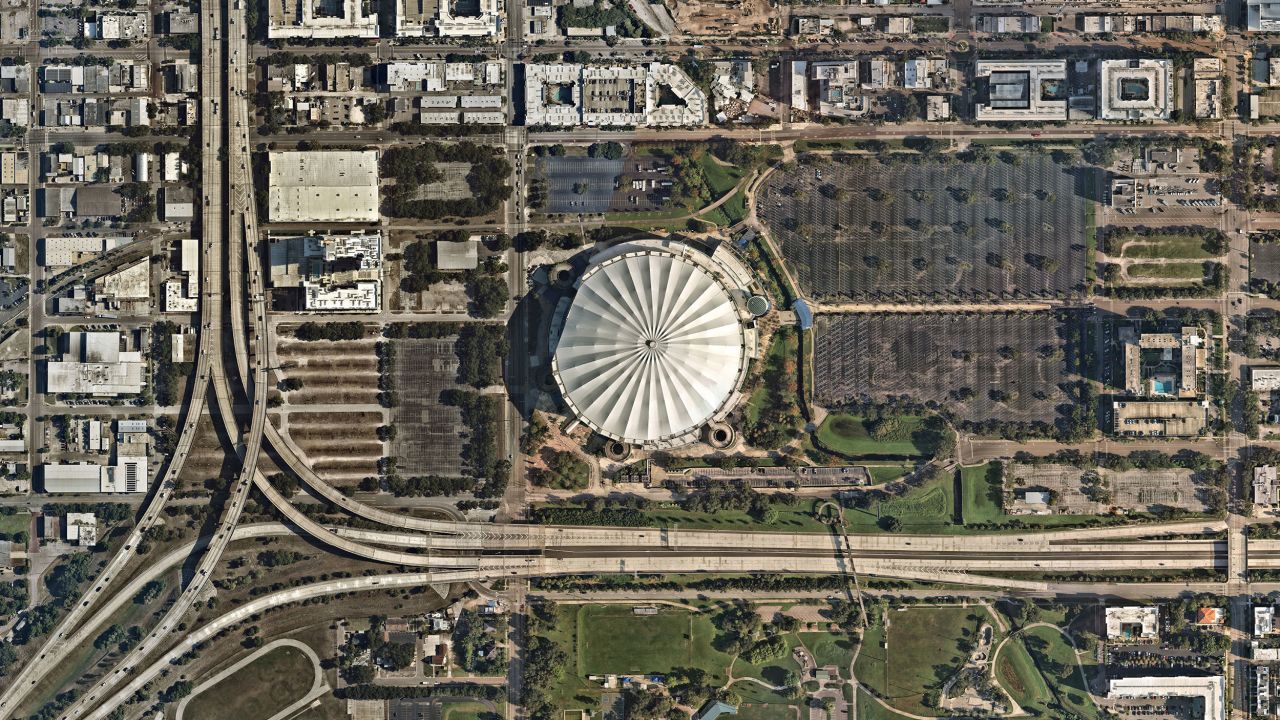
[550,238,759,449]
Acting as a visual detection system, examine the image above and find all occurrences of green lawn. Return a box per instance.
[736,704,794,720]
[843,477,956,533]
[994,636,1051,713]
[814,414,927,457]
[1084,203,1097,285]
[1125,262,1206,281]
[1022,626,1100,720]
[1116,233,1215,260]
[857,688,920,720]
[731,632,804,701]
[183,645,316,720]
[442,700,496,720]
[698,152,745,197]
[720,189,749,225]
[854,607,991,715]
[799,632,857,675]
[577,605,694,674]
[0,510,29,536]
[640,506,832,533]
[745,330,798,426]
[552,602,813,715]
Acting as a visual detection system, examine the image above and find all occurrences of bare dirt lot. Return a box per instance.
[670,0,776,36]
[814,311,1082,425]
[274,337,384,484]
[276,339,381,407]
[177,412,235,492]
[1005,462,1211,515]
[288,411,383,483]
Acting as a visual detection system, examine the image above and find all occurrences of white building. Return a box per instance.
[523,63,706,128]
[1251,0,1280,31]
[45,331,144,396]
[394,0,503,37]
[1253,367,1280,392]
[551,238,758,449]
[267,151,379,223]
[65,512,96,546]
[1104,606,1159,640]
[269,231,382,312]
[1256,466,1279,507]
[268,0,378,38]
[1099,59,1172,121]
[974,60,1067,122]
[1107,677,1224,720]
[1258,606,1276,637]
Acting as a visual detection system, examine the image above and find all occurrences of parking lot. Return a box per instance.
[1252,234,1280,285]
[1006,462,1211,515]
[760,153,1087,301]
[535,155,672,214]
[814,311,1081,425]
[391,337,467,477]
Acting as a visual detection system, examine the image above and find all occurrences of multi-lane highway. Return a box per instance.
[0,8,230,715]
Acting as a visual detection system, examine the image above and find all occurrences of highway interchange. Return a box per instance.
[0,1,1273,718]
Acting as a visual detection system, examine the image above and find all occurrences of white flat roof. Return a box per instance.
[268,150,379,223]
[1108,676,1224,720]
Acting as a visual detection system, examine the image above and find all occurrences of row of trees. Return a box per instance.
[441,389,508,498]
[294,322,365,341]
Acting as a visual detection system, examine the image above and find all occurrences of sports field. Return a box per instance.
[576,605,699,675]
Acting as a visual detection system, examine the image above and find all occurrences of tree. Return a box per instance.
[535,451,590,490]
[379,642,417,671]
[878,515,902,532]
[468,275,507,318]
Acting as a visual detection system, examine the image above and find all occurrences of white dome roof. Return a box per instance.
[552,245,747,446]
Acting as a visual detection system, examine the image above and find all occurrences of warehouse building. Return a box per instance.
[267,150,379,223]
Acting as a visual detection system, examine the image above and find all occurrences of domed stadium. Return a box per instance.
[551,239,758,449]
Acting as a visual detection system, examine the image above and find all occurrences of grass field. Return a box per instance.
[854,606,990,715]
[577,605,694,674]
[843,471,956,532]
[552,603,813,715]
[639,506,831,533]
[698,152,745,198]
[1116,233,1214,260]
[745,330,799,426]
[994,636,1051,713]
[866,463,913,484]
[1022,626,1100,720]
[443,700,496,720]
[0,510,29,536]
[1125,262,1206,281]
[799,632,857,674]
[720,189,749,225]
[183,645,316,720]
[856,688,920,720]
[731,633,804,704]
[814,414,927,457]
[736,704,794,720]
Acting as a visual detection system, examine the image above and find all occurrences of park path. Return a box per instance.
[988,621,1101,718]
